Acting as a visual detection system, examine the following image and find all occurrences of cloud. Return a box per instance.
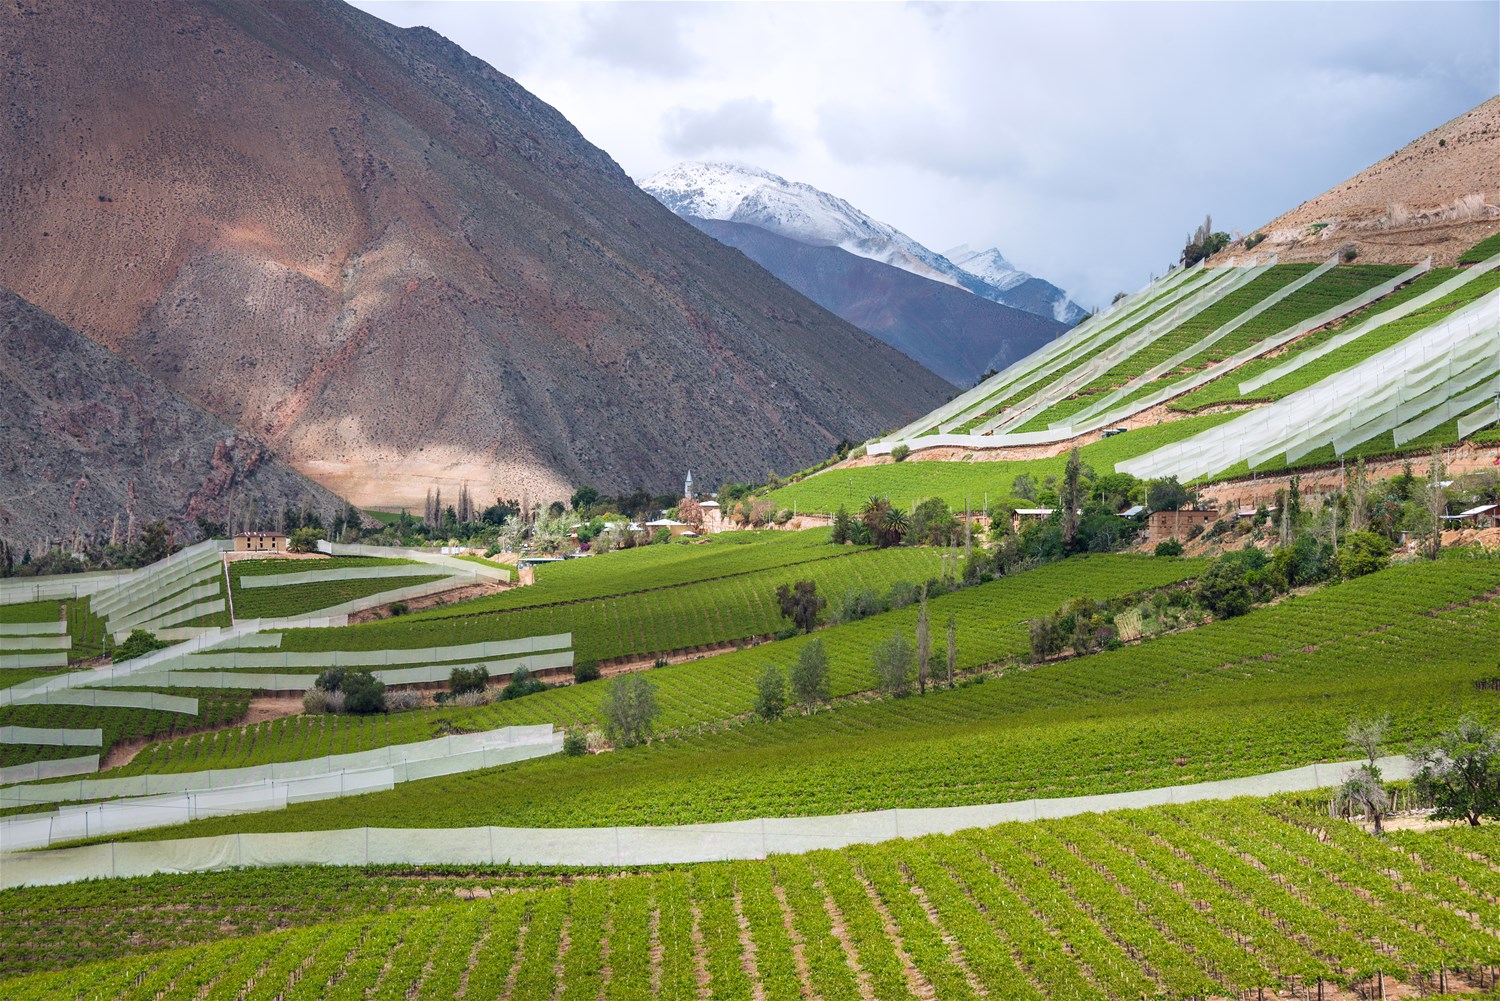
[662,99,792,156]
[575,3,702,78]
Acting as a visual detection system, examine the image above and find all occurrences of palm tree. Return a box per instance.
[880,507,909,547]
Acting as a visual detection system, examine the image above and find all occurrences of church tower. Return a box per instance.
[684,470,695,500]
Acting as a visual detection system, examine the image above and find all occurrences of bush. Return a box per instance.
[1154,539,1185,557]
[340,670,386,714]
[449,664,489,697]
[871,629,914,697]
[1342,247,1359,262]
[652,528,672,545]
[1338,531,1395,580]
[448,689,491,708]
[324,690,346,714]
[573,659,601,683]
[1245,232,1266,250]
[388,601,409,617]
[887,580,921,610]
[1186,524,1205,541]
[754,665,787,721]
[831,587,884,624]
[790,638,830,709]
[603,673,660,747]
[287,527,321,553]
[500,665,549,701]
[315,666,346,692]
[774,508,793,525]
[114,629,169,663]
[302,687,330,714]
[890,444,911,462]
[1195,556,1253,619]
[385,690,424,712]
[563,730,588,756]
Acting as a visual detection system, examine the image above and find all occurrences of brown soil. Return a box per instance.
[1207,96,1500,268]
[97,695,302,771]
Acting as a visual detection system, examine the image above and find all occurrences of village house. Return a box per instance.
[1146,508,1219,544]
[233,531,287,552]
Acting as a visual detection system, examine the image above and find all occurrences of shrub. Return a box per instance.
[754,665,787,721]
[315,666,346,692]
[287,527,321,553]
[500,665,549,701]
[1154,539,1185,557]
[1342,247,1359,262]
[448,689,491,708]
[1186,524,1205,541]
[652,528,672,546]
[891,444,911,462]
[573,659,601,683]
[114,629,169,663]
[388,601,409,617]
[340,670,386,714]
[302,687,330,714]
[385,690,424,712]
[887,580,921,610]
[831,587,884,624]
[324,690,346,714]
[563,730,588,756]
[871,629,914,697]
[1195,556,1253,619]
[449,664,489,697]
[776,579,825,633]
[1245,232,1266,250]
[1338,530,1395,580]
[774,508,793,525]
[790,637,830,709]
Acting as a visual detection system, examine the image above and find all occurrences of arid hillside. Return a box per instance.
[0,0,950,510]
[1213,97,1500,266]
[0,289,344,552]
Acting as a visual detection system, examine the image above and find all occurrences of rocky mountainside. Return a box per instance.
[1210,96,1500,267]
[689,219,1065,386]
[0,289,344,553]
[643,161,1087,323]
[945,246,1087,324]
[0,0,950,512]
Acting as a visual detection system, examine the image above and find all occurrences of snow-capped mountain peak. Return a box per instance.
[642,161,1087,325]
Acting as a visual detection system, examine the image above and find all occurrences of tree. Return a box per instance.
[1061,447,1083,549]
[1011,473,1038,502]
[879,507,909,547]
[1414,717,1500,826]
[1180,214,1231,267]
[1029,614,1063,662]
[449,664,489,697]
[754,665,787,721]
[915,587,931,695]
[1337,531,1394,580]
[789,638,830,710]
[287,527,321,553]
[602,673,660,747]
[1334,766,1389,834]
[1347,716,1388,769]
[341,670,387,714]
[870,630,914,697]
[945,613,957,690]
[570,485,600,511]
[114,629,169,663]
[831,506,853,545]
[1146,477,1190,513]
[1195,556,1253,618]
[1348,458,1370,533]
[134,521,174,567]
[1421,447,1447,559]
[678,497,704,532]
[776,580,825,634]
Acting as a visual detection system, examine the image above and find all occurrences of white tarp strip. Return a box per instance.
[1056,254,1349,429]
[153,633,573,671]
[0,725,102,747]
[7,689,199,715]
[108,581,222,633]
[1457,398,1500,439]
[1119,292,1499,482]
[0,754,98,787]
[932,265,1225,435]
[0,573,130,605]
[318,541,510,583]
[980,263,1274,436]
[0,724,558,808]
[237,564,450,589]
[92,545,225,618]
[0,621,67,636]
[116,597,226,640]
[0,634,70,651]
[0,651,67,670]
[93,649,575,692]
[1392,373,1500,447]
[1239,253,1496,395]
[209,633,284,650]
[294,577,471,619]
[884,265,1203,440]
[0,755,1411,887]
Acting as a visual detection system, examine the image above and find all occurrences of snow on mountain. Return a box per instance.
[642,161,1086,325]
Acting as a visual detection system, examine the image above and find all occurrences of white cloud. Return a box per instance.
[351,0,1498,309]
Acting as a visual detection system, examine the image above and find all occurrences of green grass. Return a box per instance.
[227,557,440,619]
[102,554,1500,837]
[766,411,1240,513]
[1459,231,1500,264]
[2,798,1492,991]
[119,555,1202,775]
[0,601,62,625]
[258,544,947,664]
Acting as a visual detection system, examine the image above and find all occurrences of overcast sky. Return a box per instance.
[352,0,1498,310]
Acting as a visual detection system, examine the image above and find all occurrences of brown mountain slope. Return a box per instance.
[0,0,950,509]
[0,289,344,553]
[1211,96,1500,267]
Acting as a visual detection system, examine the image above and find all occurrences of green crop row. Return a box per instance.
[229,575,446,620]
[0,601,62,625]
[765,411,1238,513]
[0,690,251,769]
[1459,231,1500,264]
[2,798,1492,992]
[118,555,1202,776]
[103,554,1500,837]
[228,556,416,578]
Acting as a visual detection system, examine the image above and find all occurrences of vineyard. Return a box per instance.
[88,554,1500,839]
[1,797,1493,997]
[0,690,251,769]
[227,556,445,620]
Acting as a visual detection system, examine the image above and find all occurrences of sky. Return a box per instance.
[351,1,1499,310]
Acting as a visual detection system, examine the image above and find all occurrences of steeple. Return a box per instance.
[684,470,695,500]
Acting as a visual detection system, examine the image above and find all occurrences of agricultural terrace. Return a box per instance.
[1,798,1493,997]
[764,411,1237,513]
[90,554,1500,836]
[226,556,442,620]
[0,690,249,769]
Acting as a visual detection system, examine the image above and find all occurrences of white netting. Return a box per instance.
[150,634,572,672]
[0,651,67,670]
[0,755,1412,886]
[0,571,131,606]
[1393,374,1500,447]
[116,597,226,640]
[0,621,67,636]
[1239,252,1500,395]
[1458,398,1500,439]
[237,565,455,589]
[109,581,223,633]
[0,634,70,651]
[91,542,226,620]
[6,690,199,715]
[319,542,510,582]
[0,725,102,747]
[0,755,98,787]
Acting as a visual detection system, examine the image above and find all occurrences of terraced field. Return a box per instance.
[0,690,251,768]
[92,554,1500,836]
[227,556,444,620]
[1,798,1491,997]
